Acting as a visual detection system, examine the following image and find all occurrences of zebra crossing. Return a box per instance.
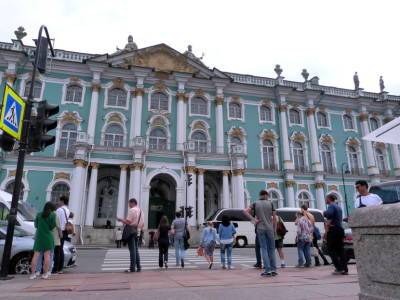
[101,248,258,272]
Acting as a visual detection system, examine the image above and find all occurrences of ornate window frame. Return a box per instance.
[104,78,131,110]
[345,137,364,171]
[258,100,275,124]
[46,176,71,203]
[318,134,337,173]
[19,72,45,101]
[296,189,315,208]
[288,105,305,127]
[61,77,87,107]
[188,119,211,153]
[146,114,171,151]
[259,129,279,171]
[1,172,30,202]
[369,116,381,132]
[54,111,83,157]
[147,82,173,114]
[266,187,284,208]
[316,108,331,130]
[227,96,245,121]
[100,111,128,147]
[290,131,309,172]
[373,142,390,172]
[342,111,358,132]
[227,126,247,154]
[188,91,211,118]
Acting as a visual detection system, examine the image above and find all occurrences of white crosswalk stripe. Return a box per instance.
[101,248,257,271]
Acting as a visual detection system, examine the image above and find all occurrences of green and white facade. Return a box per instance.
[0,36,399,242]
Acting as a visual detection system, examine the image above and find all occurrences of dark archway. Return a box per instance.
[148,174,176,229]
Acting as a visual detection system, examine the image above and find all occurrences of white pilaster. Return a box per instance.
[314,174,325,210]
[186,167,197,226]
[215,96,224,154]
[359,108,379,175]
[85,163,99,226]
[70,159,87,225]
[197,169,205,225]
[116,165,128,223]
[278,102,294,170]
[87,82,100,144]
[176,93,187,151]
[285,174,295,207]
[133,88,144,140]
[129,163,143,204]
[222,170,230,208]
[306,103,323,172]
[233,169,245,209]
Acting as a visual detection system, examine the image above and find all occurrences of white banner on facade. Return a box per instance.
[363,117,400,145]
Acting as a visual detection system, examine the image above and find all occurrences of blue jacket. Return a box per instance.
[201,227,217,246]
[218,223,236,240]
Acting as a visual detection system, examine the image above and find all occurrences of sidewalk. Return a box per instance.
[0,265,359,300]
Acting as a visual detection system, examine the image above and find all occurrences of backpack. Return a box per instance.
[313,226,322,240]
[276,218,288,237]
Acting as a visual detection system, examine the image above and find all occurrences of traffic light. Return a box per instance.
[186,206,193,218]
[179,206,185,217]
[28,100,59,152]
[0,132,15,152]
[187,173,193,186]
[34,36,49,74]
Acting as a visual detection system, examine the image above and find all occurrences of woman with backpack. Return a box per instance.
[200,221,218,269]
[218,215,236,270]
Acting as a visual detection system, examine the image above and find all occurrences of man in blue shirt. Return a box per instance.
[323,194,348,275]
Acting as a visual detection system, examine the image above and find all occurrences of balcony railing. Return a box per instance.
[263,164,279,172]
[348,168,366,176]
[294,165,311,173]
[57,149,75,159]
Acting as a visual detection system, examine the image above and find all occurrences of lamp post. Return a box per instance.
[341,162,350,217]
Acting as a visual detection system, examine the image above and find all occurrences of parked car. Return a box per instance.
[0,223,77,275]
[370,180,400,204]
[205,207,325,247]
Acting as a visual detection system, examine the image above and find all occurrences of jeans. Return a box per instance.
[35,250,54,273]
[257,229,277,272]
[220,243,233,267]
[174,237,185,266]
[158,242,169,267]
[255,231,261,266]
[297,239,312,266]
[327,226,348,272]
[127,236,141,271]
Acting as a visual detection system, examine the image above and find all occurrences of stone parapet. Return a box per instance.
[349,203,400,300]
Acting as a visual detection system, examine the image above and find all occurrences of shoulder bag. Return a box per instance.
[122,209,142,242]
[62,208,75,235]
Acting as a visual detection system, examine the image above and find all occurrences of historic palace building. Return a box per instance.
[0,32,399,242]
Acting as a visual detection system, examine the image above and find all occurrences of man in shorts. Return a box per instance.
[275,215,286,268]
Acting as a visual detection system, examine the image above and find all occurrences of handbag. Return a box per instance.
[62,208,75,235]
[122,210,142,242]
[196,246,204,256]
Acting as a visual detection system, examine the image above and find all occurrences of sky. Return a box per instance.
[1,0,399,94]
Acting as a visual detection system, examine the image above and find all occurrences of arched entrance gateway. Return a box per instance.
[148,174,177,229]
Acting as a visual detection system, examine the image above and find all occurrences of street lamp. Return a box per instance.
[341,162,351,217]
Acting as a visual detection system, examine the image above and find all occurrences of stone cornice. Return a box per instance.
[73,159,88,167]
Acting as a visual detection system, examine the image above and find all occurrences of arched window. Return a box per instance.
[150,92,168,111]
[66,85,83,103]
[375,148,386,171]
[230,136,242,144]
[289,109,301,124]
[51,183,70,203]
[149,128,167,151]
[343,114,354,130]
[293,142,305,172]
[229,102,242,119]
[5,181,25,201]
[298,192,310,207]
[24,80,42,98]
[348,146,360,173]
[59,123,77,157]
[191,97,207,115]
[370,118,379,131]
[263,140,276,170]
[317,112,329,127]
[192,131,208,153]
[260,105,272,122]
[104,124,124,147]
[269,191,280,208]
[108,88,127,107]
[321,144,334,173]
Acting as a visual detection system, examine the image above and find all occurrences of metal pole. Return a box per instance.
[0,25,53,279]
[341,162,350,217]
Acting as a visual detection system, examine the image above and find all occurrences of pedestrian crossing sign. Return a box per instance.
[0,84,26,140]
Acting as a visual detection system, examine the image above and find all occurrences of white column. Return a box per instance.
[279,104,294,170]
[187,167,197,226]
[176,93,187,151]
[359,111,379,175]
[197,168,205,225]
[222,170,230,208]
[215,96,225,154]
[116,165,128,223]
[70,159,87,225]
[306,106,323,172]
[133,88,144,138]
[285,176,295,207]
[233,169,245,209]
[87,83,100,144]
[129,163,143,203]
[314,174,325,210]
[391,144,400,177]
[85,163,99,226]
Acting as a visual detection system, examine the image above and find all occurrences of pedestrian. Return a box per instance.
[53,195,70,274]
[354,180,383,208]
[115,228,122,248]
[157,216,171,269]
[295,211,313,268]
[30,202,57,279]
[218,215,236,270]
[312,225,329,266]
[300,204,318,265]
[35,209,61,276]
[200,221,218,269]
[323,194,348,275]
[117,198,144,273]
[275,214,287,268]
[244,190,277,277]
[171,211,188,268]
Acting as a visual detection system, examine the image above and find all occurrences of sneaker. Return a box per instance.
[260,272,272,277]
[304,263,311,268]
[280,263,286,268]
[35,271,40,276]
[57,270,63,274]
[29,274,37,280]
[228,265,233,270]
[46,271,51,277]
[253,263,262,269]
[41,273,49,280]
[124,269,135,273]
[164,262,168,269]
[271,271,278,276]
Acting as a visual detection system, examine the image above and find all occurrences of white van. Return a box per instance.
[0,190,36,234]
[206,207,325,247]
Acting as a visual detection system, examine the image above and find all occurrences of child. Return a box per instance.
[218,215,236,270]
[115,228,122,248]
[200,221,218,269]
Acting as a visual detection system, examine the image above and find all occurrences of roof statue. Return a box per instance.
[353,72,360,90]
[301,69,309,82]
[125,35,138,51]
[274,64,283,78]
[379,76,385,93]
[14,26,27,41]
[184,45,204,65]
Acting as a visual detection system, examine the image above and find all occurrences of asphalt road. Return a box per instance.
[67,246,336,274]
